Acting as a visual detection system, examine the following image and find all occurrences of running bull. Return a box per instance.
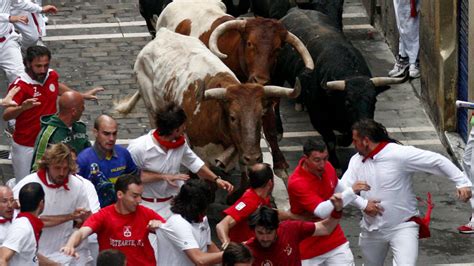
[273,8,405,169]
[156,0,314,178]
[115,28,301,184]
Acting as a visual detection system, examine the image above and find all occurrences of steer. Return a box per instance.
[273,8,405,169]
[115,28,300,186]
[156,0,314,178]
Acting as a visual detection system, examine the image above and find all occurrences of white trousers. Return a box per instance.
[0,29,25,83]
[13,12,45,49]
[393,0,420,64]
[11,140,34,183]
[301,241,354,266]
[359,222,419,266]
[141,199,173,260]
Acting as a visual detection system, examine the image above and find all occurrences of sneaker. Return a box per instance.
[409,63,420,78]
[388,55,409,77]
[457,221,474,234]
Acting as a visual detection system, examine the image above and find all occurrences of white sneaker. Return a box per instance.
[388,55,409,77]
[409,63,420,78]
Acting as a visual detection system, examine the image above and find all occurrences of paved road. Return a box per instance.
[1,0,474,264]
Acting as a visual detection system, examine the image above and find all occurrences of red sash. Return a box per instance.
[410,0,417,17]
[409,192,434,239]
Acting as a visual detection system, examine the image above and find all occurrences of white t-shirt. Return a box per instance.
[13,172,90,263]
[341,143,472,231]
[0,219,11,245]
[127,131,204,198]
[2,217,38,265]
[156,214,211,266]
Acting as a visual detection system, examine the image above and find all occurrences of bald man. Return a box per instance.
[31,91,91,172]
[0,186,15,246]
[76,115,137,208]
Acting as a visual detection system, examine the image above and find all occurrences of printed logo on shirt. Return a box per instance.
[284,244,292,256]
[49,83,56,92]
[262,260,273,266]
[109,239,145,247]
[123,226,132,237]
[235,202,246,211]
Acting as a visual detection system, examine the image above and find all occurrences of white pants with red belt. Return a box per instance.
[0,29,25,83]
[359,221,419,266]
[13,12,45,49]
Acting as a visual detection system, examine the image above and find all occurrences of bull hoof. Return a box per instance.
[274,168,289,186]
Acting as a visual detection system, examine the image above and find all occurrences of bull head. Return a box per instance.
[326,76,405,129]
[209,18,314,84]
[202,79,300,165]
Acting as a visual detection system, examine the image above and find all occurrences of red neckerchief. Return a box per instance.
[0,218,11,224]
[153,130,185,149]
[410,0,417,17]
[362,141,389,163]
[37,168,70,190]
[16,212,44,245]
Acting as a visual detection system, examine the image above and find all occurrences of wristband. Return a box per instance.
[214,176,222,182]
[330,209,343,219]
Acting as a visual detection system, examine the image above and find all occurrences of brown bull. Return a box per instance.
[155,1,314,178]
[115,28,300,183]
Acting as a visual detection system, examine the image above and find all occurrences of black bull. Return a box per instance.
[272,8,405,169]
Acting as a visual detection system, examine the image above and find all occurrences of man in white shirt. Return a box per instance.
[13,143,90,265]
[0,0,56,83]
[0,186,15,245]
[156,179,223,265]
[341,119,472,266]
[0,183,55,265]
[128,103,233,219]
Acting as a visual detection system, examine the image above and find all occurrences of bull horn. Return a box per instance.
[370,77,406,87]
[263,78,301,99]
[326,80,346,91]
[204,88,227,100]
[285,32,315,70]
[209,20,247,59]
